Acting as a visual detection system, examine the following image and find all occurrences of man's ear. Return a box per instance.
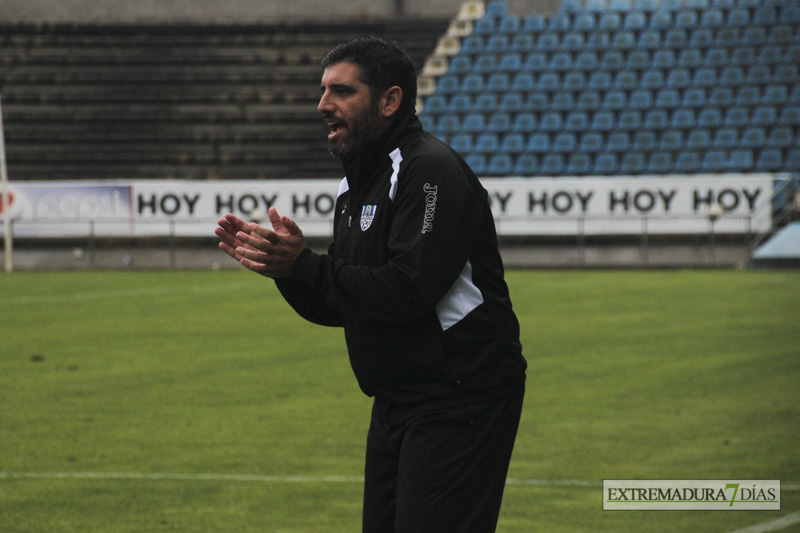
[380,86,403,118]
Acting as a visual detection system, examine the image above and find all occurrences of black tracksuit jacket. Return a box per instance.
[276,114,526,416]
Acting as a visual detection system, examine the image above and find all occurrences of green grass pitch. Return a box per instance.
[1,269,798,532]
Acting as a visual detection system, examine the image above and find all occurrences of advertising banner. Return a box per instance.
[2,175,775,238]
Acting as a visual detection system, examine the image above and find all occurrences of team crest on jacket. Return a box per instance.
[360,205,377,231]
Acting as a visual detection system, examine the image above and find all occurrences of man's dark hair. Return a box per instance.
[321,36,417,119]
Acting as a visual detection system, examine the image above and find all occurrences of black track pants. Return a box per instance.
[362,385,525,533]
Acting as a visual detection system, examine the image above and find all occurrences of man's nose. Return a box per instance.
[317,92,333,115]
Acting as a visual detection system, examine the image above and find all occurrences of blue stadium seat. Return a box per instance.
[624,11,647,30]
[523,14,546,32]
[586,31,611,50]
[527,132,551,152]
[702,150,728,172]
[704,47,729,68]
[621,153,646,174]
[560,0,582,13]
[524,52,547,72]
[649,11,673,30]
[499,92,525,112]
[500,133,526,153]
[682,88,707,108]
[752,106,777,127]
[647,152,674,174]
[607,131,632,152]
[474,17,497,35]
[712,0,733,8]
[599,12,622,30]
[577,90,601,110]
[437,114,461,134]
[659,129,685,151]
[562,33,586,52]
[730,47,755,66]
[635,0,658,11]
[627,50,650,70]
[723,107,749,128]
[781,5,800,23]
[666,68,691,89]
[730,149,754,171]
[424,95,448,114]
[687,128,712,150]
[574,13,597,31]
[698,107,723,128]
[466,154,487,174]
[476,93,499,113]
[742,27,766,46]
[754,6,777,24]
[487,112,512,132]
[785,149,800,171]
[462,74,485,93]
[713,127,740,149]
[656,89,680,108]
[420,114,436,132]
[548,13,571,31]
[756,149,784,170]
[767,126,794,148]
[536,32,560,52]
[609,0,632,10]
[638,28,662,49]
[640,69,666,89]
[488,154,514,175]
[775,66,799,85]
[461,36,484,56]
[437,74,460,94]
[593,153,619,174]
[448,55,472,75]
[603,89,627,110]
[709,87,734,107]
[741,127,767,148]
[540,111,563,131]
[692,67,717,87]
[514,154,539,174]
[510,34,535,53]
[513,112,537,132]
[675,10,699,28]
[746,65,771,86]
[614,69,639,91]
[613,31,637,51]
[651,50,675,69]
[498,15,522,34]
[553,93,577,111]
[687,0,709,8]
[716,28,740,47]
[588,71,612,91]
[592,110,616,131]
[644,109,669,130]
[487,73,510,92]
[633,130,658,151]
[565,111,589,130]
[540,154,565,174]
[486,0,509,18]
[586,0,608,12]
[486,35,510,54]
[475,54,498,73]
[630,89,653,109]
[758,46,784,65]
[511,73,535,92]
[553,132,578,152]
[580,131,605,152]
[690,28,714,47]
[526,92,549,112]
[601,50,625,70]
[564,72,587,92]
[550,52,573,71]
[675,151,701,172]
[450,133,474,153]
[779,106,800,126]
[463,114,487,133]
[449,94,472,113]
[735,86,761,107]
[701,7,725,27]
[727,7,750,26]
[538,72,561,92]
[671,108,696,129]
[720,67,744,86]
[664,29,688,47]
[473,133,500,154]
[566,153,593,175]
[618,109,643,130]
[661,0,683,10]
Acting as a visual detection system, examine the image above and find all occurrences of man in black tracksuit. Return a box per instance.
[216,37,526,533]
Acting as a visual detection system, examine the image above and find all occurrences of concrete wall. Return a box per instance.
[0,0,560,23]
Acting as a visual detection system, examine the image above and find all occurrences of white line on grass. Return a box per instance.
[2,472,797,493]
[4,280,258,305]
[728,512,800,533]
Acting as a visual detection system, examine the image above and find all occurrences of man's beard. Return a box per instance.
[327,103,383,159]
